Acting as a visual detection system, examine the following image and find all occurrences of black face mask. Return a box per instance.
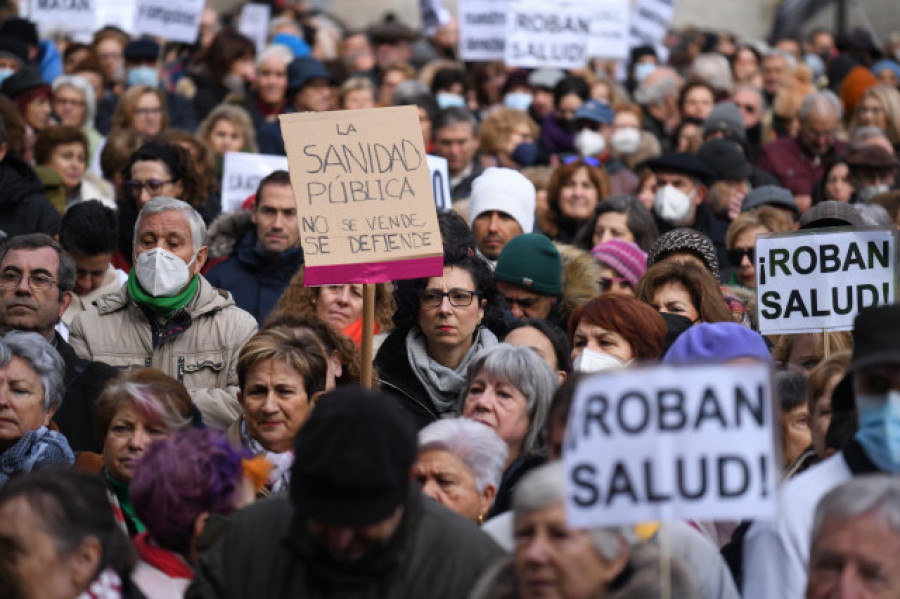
[557,116,576,134]
[772,114,790,138]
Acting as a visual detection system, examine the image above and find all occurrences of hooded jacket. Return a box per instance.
[0,154,61,239]
[205,210,303,325]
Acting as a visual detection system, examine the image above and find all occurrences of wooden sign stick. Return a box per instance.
[360,283,376,389]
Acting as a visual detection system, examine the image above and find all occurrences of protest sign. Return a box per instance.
[426,155,452,212]
[239,4,271,55]
[220,152,289,214]
[30,0,96,33]
[459,0,509,62]
[629,0,677,63]
[133,0,204,44]
[586,0,631,60]
[565,363,777,527]
[95,0,136,32]
[421,0,452,37]
[756,228,897,335]
[279,106,443,285]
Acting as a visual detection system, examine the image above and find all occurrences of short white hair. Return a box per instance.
[418,418,508,493]
[51,74,96,126]
[691,53,733,94]
[133,197,207,255]
[812,475,900,547]
[256,44,293,68]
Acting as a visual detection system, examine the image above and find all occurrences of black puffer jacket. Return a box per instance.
[0,155,61,239]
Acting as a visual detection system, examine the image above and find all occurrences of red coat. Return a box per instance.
[756,136,846,197]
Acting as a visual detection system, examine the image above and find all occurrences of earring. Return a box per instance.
[477,513,485,524]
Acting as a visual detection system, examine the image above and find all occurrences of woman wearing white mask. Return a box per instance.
[609,104,661,172]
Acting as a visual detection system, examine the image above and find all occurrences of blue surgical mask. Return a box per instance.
[633,62,657,84]
[0,67,13,86]
[127,66,159,88]
[503,91,533,112]
[436,92,466,110]
[855,390,900,472]
[511,142,539,166]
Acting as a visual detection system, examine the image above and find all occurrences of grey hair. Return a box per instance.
[732,83,767,110]
[856,203,894,226]
[51,74,96,126]
[256,43,293,68]
[464,344,559,458]
[133,197,207,255]
[690,53,733,94]
[418,418,508,494]
[269,16,302,39]
[812,475,900,547]
[799,90,842,123]
[514,462,635,560]
[764,48,798,70]
[0,331,65,411]
[633,68,682,106]
[848,125,890,149]
[433,106,479,134]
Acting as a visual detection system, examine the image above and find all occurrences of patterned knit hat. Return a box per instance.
[590,240,647,288]
[646,228,720,280]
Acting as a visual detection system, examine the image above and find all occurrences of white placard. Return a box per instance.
[221,152,289,214]
[95,0,136,32]
[756,228,897,335]
[458,0,510,62]
[564,363,777,527]
[132,0,205,44]
[421,0,452,37]
[587,0,631,60]
[426,155,452,212]
[239,4,271,56]
[30,0,96,33]
[629,0,677,63]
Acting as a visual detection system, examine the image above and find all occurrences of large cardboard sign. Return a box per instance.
[756,228,896,335]
[426,155,452,212]
[629,0,677,63]
[564,363,777,527]
[30,0,96,33]
[238,3,271,55]
[221,152,289,214]
[458,0,510,62]
[279,106,444,285]
[133,0,205,44]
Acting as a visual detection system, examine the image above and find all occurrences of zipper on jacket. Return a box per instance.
[177,356,185,383]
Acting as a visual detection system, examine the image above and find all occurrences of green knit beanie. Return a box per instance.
[494,234,562,295]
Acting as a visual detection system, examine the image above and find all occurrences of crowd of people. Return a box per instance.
[0,1,899,597]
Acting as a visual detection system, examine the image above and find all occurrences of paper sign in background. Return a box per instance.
[132,0,205,44]
[220,152,289,214]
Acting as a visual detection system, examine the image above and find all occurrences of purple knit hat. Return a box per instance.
[590,240,648,288]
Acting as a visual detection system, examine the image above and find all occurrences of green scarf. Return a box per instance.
[107,474,146,534]
[127,269,199,319]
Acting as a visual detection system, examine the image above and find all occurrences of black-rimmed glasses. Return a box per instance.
[420,288,481,308]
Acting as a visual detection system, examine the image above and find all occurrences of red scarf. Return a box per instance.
[133,532,193,580]
[341,317,379,347]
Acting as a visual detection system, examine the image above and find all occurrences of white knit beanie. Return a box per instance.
[468,167,536,233]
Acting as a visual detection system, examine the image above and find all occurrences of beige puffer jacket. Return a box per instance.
[69,276,258,430]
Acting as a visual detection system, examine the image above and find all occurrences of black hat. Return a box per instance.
[645,153,715,185]
[742,185,798,214]
[290,386,417,526]
[124,39,160,62]
[368,19,419,45]
[0,19,38,48]
[832,304,900,411]
[0,37,27,65]
[846,145,900,170]
[696,138,751,181]
[0,66,45,99]
[799,200,866,229]
[286,56,333,97]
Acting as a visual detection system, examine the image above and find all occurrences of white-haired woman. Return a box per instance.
[413,418,508,524]
[472,462,702,599]
[248,44,293,128]
[51,74,102,164]
[461,344,560,518]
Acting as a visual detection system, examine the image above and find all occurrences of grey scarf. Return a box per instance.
[407,326,498,417]
[0,426,74,488]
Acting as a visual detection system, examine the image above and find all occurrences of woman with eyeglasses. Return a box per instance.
[724,206,794,288]
[539,157,611,243]
[109,85,168,141]
[375,244,504,429]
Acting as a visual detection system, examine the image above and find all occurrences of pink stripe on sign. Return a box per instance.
[304,256,444,285]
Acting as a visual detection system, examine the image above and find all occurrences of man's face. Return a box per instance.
[472,210,523,260]
[801,110,839,157]
[134,210,207,276]
[307,506,403,561]
[708,178,748,220]
[497,281,556,320]
[531,88,555,119]
[0,248,71,339]
[70,251,113,296]
[807,509,900,599]
[295,79,333,112]
[253,183,300,254]
[733,89,763,128]
[433,122,477,176]
[762,55,788,95]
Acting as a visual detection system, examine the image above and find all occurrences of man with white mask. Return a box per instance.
[69,197,257,429]
[644,153,714,235]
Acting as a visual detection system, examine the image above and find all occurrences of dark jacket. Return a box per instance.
[374,324,439,430]
[0,155,61,239]
[450,157,485,203]
[187,486,505,599]
[51,333,119,453]
[204,210,303,325]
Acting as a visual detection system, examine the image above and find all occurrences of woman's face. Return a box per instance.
[571,321,634,364]
[781,403,811,467]
[786,334,822,374]
[207,118,245,155]
[598,265,633,296]
[343,88,376,110]
[25,94,52,131]
[315,284,364,331]
[132,92,163,138]
[47,142,86,192]
[682,86,715,120]
[592,211,633,247]
[229,55,256,86]
[732,225,769,288]
[0,357,51,452]
[636,176,656,211]
[95,38,124,82]
[52,85,87,127]
[514,502,626,599]
[811,373,843,458]
[463,371,530,464]
[256,56,288,106]
[128,159,182,207]
[102,402,170,483]
[556,93,583,122]
[502,123,534,159]
[676,121,704,154]
[652,281,699,323]
[418,266,485,359]
[824,163,853,203]
[241,357,315,454]
[558,167,599,221]
[857,96,886,130]
[412,448,492,522]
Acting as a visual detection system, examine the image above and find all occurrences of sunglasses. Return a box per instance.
[727,247,756,265]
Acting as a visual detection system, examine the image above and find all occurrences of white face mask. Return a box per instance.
[574,129,606,157]
[135,247,195,297]
[634,62,657,84]
[654,185,695,226]
[857,184,891,203]
[611,127,641,154]
[572,348,628,373]
[503,91,533,112]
